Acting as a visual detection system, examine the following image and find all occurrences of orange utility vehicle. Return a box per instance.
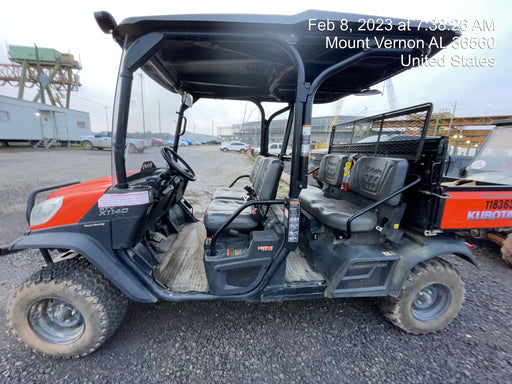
[1,10,478,358]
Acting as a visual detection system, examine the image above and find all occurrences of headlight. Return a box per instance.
[30,196,64,226]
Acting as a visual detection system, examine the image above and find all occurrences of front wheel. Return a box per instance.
[81,141,93,150]
[380,258,465,334]
[7,258,128,358]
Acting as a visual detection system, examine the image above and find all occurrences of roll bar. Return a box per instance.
[113,31,415,194]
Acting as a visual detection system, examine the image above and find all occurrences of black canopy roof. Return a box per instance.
[112,10,459,103]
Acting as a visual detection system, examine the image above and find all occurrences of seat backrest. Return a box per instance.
[249,156,266,185]
[349,156,409,206]
[254,158,284,200]
[318,154,347,187]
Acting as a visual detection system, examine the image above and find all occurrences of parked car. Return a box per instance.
[220,141,251,153]
[80,131,147,153]
[252,142,292,156]
[151,138,164,146]
[206,139,221,145]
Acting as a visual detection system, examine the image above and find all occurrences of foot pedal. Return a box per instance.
[150,231,167,243]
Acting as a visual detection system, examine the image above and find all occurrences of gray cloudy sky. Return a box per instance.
[0,0,510,135]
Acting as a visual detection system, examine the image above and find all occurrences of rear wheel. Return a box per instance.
[81,141,93,150]
[240,149,246,153]
[7,258,128,358]
[380,258,464,334]
[501,233,512,267]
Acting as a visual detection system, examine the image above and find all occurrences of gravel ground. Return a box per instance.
[0,145,511,384]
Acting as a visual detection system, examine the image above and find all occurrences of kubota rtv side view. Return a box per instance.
[0,10,478,358]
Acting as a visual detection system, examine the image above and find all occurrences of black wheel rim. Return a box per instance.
[412,284,451,322]
[28,298,85,344]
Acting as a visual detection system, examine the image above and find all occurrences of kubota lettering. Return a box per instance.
[467,210,512,221]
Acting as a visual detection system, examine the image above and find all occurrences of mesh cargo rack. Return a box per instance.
[328,103,433,161]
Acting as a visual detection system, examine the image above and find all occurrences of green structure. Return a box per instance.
[0,45,81,108]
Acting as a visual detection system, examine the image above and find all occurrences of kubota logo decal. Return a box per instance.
[467,210,512,221]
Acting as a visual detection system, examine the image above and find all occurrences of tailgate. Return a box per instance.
[438,183,512,230]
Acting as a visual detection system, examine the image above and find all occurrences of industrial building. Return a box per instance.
[218,115,358,147]
[0,95,91,147]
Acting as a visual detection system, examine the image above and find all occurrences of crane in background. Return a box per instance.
[384,79,399,110]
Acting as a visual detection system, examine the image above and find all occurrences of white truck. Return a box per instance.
[80,131,148,152]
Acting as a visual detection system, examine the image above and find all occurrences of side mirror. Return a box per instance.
[94,11,117,34]
[182,92,193,108]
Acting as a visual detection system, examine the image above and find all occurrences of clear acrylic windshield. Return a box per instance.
[465,126,512,185]
[111,38,172,187]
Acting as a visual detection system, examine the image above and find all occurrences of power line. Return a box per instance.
[73,94,109,108]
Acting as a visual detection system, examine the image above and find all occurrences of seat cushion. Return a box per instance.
[212,187,247,201]
[204,199,258,233]
[300,188,377,232]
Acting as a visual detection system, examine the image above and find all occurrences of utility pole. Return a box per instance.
[433,113,441,136]
[104,106,109,131]
[158,101,161,135]
[448,101,457,132]
[212,120,214,136]
[448,102,458,155]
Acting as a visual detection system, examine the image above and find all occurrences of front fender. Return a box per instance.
[389,235,478,297]
[6,232,157,303]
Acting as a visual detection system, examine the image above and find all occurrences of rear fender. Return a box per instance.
[8,232,157,303]
[389,235,478,297]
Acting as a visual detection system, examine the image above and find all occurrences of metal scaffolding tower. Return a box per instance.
[0,45,81,108]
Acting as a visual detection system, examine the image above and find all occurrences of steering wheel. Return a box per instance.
[160,146,196,181]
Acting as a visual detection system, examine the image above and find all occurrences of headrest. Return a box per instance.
[318,154,348,186]
[349,156,409,206]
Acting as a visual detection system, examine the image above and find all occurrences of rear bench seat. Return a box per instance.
[204,157,284,233]
[300,154,409,233]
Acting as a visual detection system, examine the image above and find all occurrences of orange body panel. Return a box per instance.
[440,190,512,229]
[29,176,113,231]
